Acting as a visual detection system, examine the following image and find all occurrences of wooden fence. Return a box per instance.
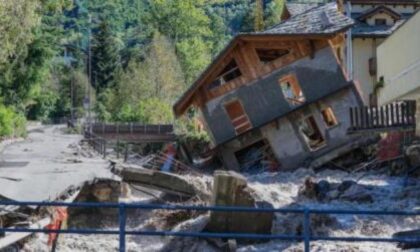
[348,100,416,133]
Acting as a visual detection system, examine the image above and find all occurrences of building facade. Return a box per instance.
[174,3,368,171]
[376,10,420,135]
[348,0,419,105]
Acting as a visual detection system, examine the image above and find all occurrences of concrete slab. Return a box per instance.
[0,125,117,202]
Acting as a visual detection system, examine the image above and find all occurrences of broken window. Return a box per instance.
[224,100,252,135]
[299,116,326,150]
[208,59,242,90]
[279,74,305,106]
[321,107,338,127]
[234,140,280,173]
[256,48,290,64]
[375,18,387,25]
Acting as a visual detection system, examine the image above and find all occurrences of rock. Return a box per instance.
[405,144,420,167]
[338,180,357,192]
[275,211,339,236]
[205,170,274,235]
[339,184,373,203]
[393,229,420,249]
[160,215,218,252]
[316,180,330,200]
[299,177,318,199]
[326,189,340,200]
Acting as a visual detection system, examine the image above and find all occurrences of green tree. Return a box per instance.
[254,0,264,31]
[265,0,285,27]
[91,20,121,91]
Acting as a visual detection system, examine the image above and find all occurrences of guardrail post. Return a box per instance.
[103,140,107,158]
[124,143,129,162]
[303,209,310,252]
[119,203,126,252]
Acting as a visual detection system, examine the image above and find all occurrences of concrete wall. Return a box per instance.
[201,47,351,146]
[351,38,384,104]
[377,11,420,105]
[219,87,363,170]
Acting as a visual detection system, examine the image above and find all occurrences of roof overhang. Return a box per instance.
[348,0,420,5]
[357,5,402,21]
[173,31,351,117]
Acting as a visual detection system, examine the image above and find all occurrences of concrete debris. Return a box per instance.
[114,163,210,199]
[205,170,274,235]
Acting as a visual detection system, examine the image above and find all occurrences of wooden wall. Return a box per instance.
[192,36,342,109]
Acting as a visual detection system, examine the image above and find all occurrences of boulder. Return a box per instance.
[405,144,420,168]
[326,189,340,200]
[338,180,357,192]
[299,177,318,199]
[316,180,330,200]
[393,229,420,249]
[339,184,373,203]
[205,170,273,235]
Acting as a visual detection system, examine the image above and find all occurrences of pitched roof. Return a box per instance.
[348,0,420,4]
[352,19,406,37]
[260,2,354,35]
[173,2,354,116]
[357,5,402,20]
[285,2,322,16]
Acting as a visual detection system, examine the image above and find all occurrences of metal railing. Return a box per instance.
[91,123,174,135]
[1,201,420,252]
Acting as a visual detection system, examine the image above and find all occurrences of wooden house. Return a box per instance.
[173,3,370,171]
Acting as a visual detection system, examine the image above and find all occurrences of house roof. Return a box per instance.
[348,0,420,4]
[261,2,354,35]
[351,5,413,37]
[173,2,354,116]
[352,19,406,37]
[357,5,402,20]
[285,2,323,16]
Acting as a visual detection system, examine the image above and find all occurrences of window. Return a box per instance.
[256,48,290,64]
[224,100,252,135]
[234,140,280,172]
[321,107,338,127]
[279,74,305,106]
[208,59,242,90]
[299,116,326,150]
[375,18,387,25]
[369,57,377,76]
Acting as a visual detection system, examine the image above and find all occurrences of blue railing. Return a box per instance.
[1,201,420,252]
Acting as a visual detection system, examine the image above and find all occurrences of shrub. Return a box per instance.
[0,105,27,138]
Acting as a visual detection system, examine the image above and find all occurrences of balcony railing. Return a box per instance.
[348,100,416,133]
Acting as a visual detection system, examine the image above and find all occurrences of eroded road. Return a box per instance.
[0,124,116,202]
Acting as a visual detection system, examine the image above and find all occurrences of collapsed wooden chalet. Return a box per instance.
[174,3,371,171]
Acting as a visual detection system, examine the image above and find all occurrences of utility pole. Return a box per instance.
[71,67,74,124]
[87,13,93,133]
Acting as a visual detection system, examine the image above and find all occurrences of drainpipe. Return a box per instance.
[345,1,353,80]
